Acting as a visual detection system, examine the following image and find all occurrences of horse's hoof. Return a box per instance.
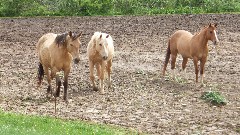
[200,83,206,87]
[65,99,69,105]
[37,81,42,87]
[53,91,60,97]
[93,87,98,91]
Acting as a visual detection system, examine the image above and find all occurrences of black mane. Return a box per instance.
[55,33,68,46]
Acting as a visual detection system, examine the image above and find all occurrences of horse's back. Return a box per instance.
[170,30,193,58]
[37,33,57,52]
[36,33,57,66]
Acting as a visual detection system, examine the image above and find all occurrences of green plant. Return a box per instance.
[236,127,240,133]
[201,91,227,106]
[174,76,187,84]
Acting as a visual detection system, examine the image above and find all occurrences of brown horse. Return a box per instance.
[37,31,82,103]
[162,24,219,84]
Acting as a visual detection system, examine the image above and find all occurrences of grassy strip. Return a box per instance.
[0,111,140,135]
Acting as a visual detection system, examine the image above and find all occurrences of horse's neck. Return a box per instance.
[54,46,69,56]
[195,29,208,48]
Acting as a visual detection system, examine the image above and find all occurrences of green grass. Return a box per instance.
[0,110,140,135]
[0,0,240,17]
[201,90,227,106]
[237,128,240,133]
[174,76,187,84]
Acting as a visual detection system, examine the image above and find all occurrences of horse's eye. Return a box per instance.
[70,44,73,46]
[210,31,213,34]
[99,44,102,46]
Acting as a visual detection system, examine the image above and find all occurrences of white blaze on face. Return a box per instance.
[214,30,219,42]
[100,39,108,59]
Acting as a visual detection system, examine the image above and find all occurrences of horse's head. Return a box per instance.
[95,33,110,61]
[206,23,219,45]
[66,31,82,64]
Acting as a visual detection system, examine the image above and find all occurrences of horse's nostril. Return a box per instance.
[103,56,108,60]
[213,41,217,45]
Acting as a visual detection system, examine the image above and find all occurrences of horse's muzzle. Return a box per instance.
[102,56,108,60]
[74,58,80,64]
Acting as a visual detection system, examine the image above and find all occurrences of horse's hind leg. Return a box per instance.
[170,54,177,78]
[182,57,188,79]
[90,62,98,91]
[182,57,188,72]
[44,66,52,98]
[37,62,44,86]
[107,59,112,88]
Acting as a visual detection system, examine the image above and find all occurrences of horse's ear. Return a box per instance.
[209,23,212,27]
[99,34,102,39]
[106,35,109,38]
[214,23,218,27]
[68,31,73,38]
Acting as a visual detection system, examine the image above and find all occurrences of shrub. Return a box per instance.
[201,91,227,106]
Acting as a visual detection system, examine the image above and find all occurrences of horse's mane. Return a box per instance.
[193,25,208,37]
[55,33,69,46]
[55,32,79,47]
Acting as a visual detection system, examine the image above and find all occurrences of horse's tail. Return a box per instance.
[38,62,44,86]
[162,39,171,76]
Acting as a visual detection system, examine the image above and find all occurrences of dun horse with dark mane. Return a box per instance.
[37,31,82,103]
[162,24,219,84]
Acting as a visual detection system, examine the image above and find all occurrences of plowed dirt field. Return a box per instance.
[0,14,239,134]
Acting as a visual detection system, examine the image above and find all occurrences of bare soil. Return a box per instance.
[0,14,240,135]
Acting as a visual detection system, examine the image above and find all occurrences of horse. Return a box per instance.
[87,32,114,94]
[162,23,219,84]
[36,31,82,104]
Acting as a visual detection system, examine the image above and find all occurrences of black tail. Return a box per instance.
[38,62,44,85]
[162,40,171,75]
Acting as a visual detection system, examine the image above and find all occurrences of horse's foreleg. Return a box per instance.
[200,57,207,85]
[182,57,188,72]
[107,59,112,88]
[63,69,70,103]
[99,62,106,94]
[51,68,60,98]
[96,63,101,79]
[193,57,199,83]
[89,62,97,91]
[55,74,61,97]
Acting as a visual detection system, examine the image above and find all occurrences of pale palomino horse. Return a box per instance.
[162,24,219,84]
[37,31,82,103]
[87,32,114,94]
